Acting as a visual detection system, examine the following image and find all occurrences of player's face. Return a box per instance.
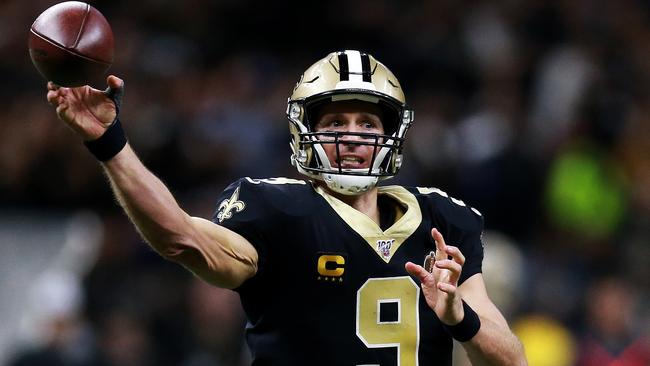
[313,101,385,170]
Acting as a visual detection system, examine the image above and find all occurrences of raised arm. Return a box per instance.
[405,228,526,365]
[46,76,258,289]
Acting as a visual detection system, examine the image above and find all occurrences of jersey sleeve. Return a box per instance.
[417,188,485,285]
[211,178,276,278]
[453,208,484,285]
[211,177,311,284]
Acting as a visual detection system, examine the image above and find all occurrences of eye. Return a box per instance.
[322,120,345,130]
[315,119,342,132]
[361,120,381,130]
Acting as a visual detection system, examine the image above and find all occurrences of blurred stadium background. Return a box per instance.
[1,0,650,365]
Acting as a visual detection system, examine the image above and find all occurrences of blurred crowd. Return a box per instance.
[1,0,650,365]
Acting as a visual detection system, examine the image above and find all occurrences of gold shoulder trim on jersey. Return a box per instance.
[315,186,422,263]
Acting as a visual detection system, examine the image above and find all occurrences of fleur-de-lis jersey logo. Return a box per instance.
[216,186,246,223]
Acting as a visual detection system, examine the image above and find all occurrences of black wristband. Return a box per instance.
[444,300,481,342]
[84,118,127,161]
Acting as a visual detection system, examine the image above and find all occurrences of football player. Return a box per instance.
[46,50,527,365]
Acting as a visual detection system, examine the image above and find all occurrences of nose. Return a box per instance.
[338,131,366,148]
[339,122,372,140]
[339,131,362,141]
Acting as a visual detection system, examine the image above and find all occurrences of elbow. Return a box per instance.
[158,243,187,260]
[154,236,255,290]
[148,232,196,261]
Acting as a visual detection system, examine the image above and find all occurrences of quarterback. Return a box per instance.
[46,50,527,365]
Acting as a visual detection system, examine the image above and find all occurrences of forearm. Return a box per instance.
[102,143,194,252]
[462,316,526,366]
[456,275,527,366]
[99,143,257,288]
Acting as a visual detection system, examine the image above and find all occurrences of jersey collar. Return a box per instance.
[315,185,422,263]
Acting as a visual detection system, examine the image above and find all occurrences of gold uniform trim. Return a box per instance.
[316,186,422,263]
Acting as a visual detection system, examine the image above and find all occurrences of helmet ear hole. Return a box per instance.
[305,99,331,131]
[377,101,400,136]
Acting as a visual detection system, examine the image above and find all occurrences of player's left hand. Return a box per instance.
[405,228,465,325]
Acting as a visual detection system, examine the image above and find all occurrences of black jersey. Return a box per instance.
[212,177,484,366]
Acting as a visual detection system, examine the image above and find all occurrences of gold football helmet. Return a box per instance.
[286,50,414,195]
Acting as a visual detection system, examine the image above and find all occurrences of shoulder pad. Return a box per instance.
[414,186,482,217]
[409,186,484,234]
[214,177,313,224]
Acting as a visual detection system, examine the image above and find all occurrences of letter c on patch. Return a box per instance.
[317,255,345,277]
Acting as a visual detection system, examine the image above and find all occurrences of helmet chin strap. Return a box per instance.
[323,173,379,195]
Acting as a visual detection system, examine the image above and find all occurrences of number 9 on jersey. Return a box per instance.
[356,276,421,366]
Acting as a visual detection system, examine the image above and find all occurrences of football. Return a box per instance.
[28,1,114,87]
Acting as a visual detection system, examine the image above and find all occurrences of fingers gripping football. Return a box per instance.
[46,75,123,141]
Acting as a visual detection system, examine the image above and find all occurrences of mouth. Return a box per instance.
[335,155,366,169]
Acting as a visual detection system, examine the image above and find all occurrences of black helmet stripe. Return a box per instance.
[360,53,371,82]
[338,50,372,83]
[338,52,349,81]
